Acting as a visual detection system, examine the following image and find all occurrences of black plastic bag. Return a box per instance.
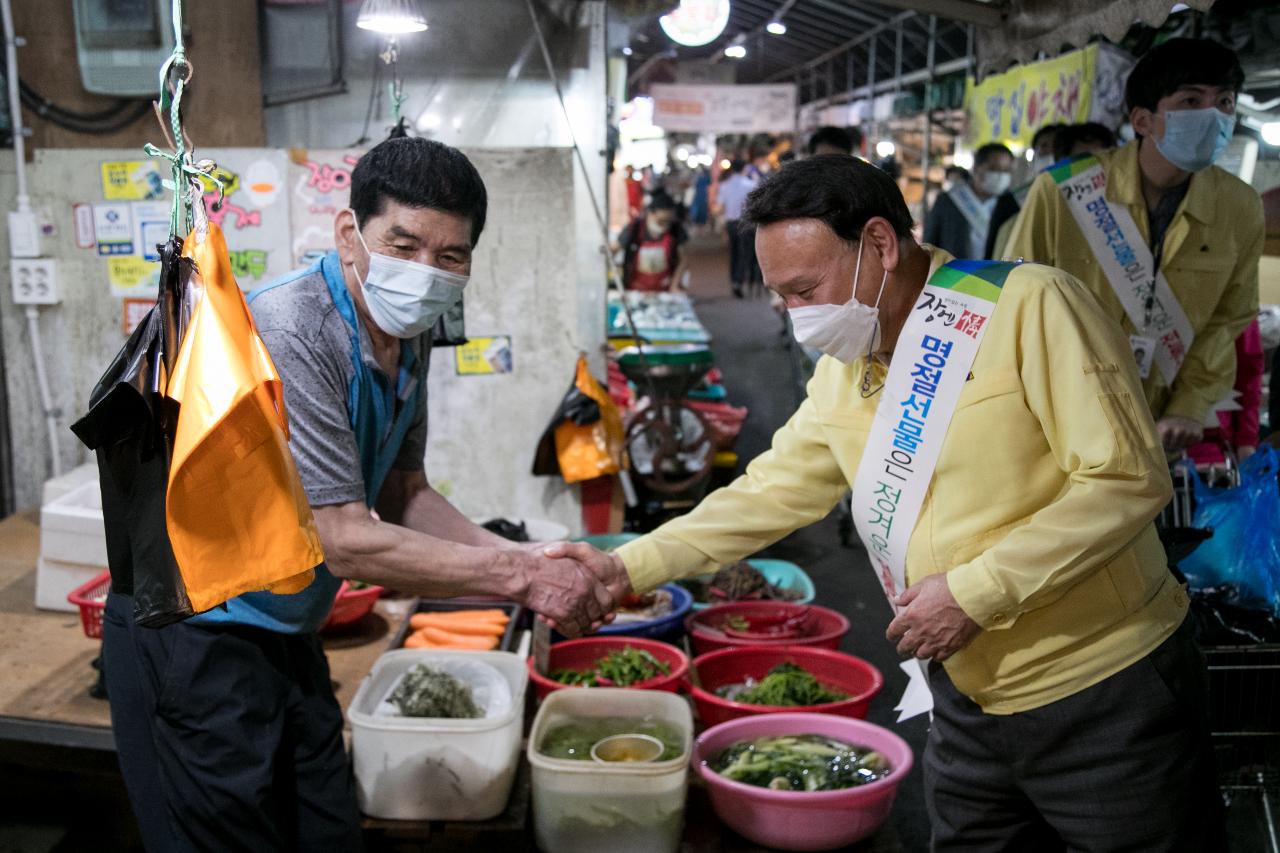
[70,237,194,627]
[531,383,603,477]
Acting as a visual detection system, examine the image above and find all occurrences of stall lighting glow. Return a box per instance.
[622,46,634,56]
[724,44,747,59]
[417,112,442,131]
[952,150,975,170]
[1262,122,1280,147]
[1024,148,1034,161]
[766,20,787,35]
[660,0,732,47]
[675,146,691,162]
[356,0,428,34]
[876,140,896,158]
[720,158,732,170]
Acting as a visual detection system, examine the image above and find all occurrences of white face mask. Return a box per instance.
[348,211,469,339]
[787,233,887,364]
[976,170,1012,196]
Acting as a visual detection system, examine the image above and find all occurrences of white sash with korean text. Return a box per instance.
[850,260,1016,720]
[1049,155,1195,384]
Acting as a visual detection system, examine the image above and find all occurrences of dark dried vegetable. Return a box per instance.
[388,664,483,719]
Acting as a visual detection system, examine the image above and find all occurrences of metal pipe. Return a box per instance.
[921,15,937,223]
[766,10,915,82]
[1,0,28,208]
[25,307,61,479]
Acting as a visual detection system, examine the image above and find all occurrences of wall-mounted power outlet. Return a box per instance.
[11,259,59,305]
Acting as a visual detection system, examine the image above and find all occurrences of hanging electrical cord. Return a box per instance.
[18,79,153,134]
[522,0,661,404]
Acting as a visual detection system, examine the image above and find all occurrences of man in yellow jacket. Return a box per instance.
[568,156,1221,849]
[1007,38,1262,452]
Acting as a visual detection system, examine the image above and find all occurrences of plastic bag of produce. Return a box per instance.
[532,355,624,484]
[1180,445,1280,616]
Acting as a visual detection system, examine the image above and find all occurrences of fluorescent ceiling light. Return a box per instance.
[660,0,732,47]
[724,44,746,59]
[876,140,896,158]
[357,0,428,34]
[1262,122,1280,146]
[622,46,634,56]
[720,158,731,170]
[766,20,787,35]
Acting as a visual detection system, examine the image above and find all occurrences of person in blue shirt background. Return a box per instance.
[102,137,626,852]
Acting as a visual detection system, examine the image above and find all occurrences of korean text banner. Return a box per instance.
[651,83,798,133]
[965,44,1100,148]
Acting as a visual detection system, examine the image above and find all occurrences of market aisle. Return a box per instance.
[682,233,932,853]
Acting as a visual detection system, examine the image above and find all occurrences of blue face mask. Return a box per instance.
[1154,107,1235,173]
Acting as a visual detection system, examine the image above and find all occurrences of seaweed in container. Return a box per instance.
[538,716,686,761]
[677,562,804,604]
[388,663,483,719]
[709,734,890,791]
[715,662,848,707]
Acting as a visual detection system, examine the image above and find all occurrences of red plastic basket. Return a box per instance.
[67,570,112,640]
[321,581,384,632]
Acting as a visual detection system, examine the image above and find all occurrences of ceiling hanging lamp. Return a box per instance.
[659,0,731,47]
[357,0,428,34]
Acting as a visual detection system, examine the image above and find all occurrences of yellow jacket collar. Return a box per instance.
[1104,140,1216,226]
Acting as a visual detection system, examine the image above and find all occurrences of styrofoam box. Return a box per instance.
[40,481,108,566]
[348,649,528,822]
[37,480,108,612]
[40,463,99,507]
[527,688,693,853]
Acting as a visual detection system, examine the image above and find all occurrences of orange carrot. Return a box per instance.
[419,626,498,650]
[403,631,433,648]
[410,611,508,630]
[408,616,505,636]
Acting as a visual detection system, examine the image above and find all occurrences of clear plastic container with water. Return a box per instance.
[527,688,693,853]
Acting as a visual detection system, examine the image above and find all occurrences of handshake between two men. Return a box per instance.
[510,541,632,638]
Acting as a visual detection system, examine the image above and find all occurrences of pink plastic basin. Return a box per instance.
[694,712,914,851]
[686,601,850,657]
[689,646,884,727]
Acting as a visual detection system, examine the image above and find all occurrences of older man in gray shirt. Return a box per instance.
[102,138,627,851]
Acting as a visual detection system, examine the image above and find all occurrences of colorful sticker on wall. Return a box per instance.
[72,203,96,249]
[94,203,135,256]
[131,201,171,262]
[107,256,159,298]
[455,336,513,376]
[101,160,165,201]
[227,249,270,281]
[289,149,363,266]
[122,298,155,335]
[243,159,282,208]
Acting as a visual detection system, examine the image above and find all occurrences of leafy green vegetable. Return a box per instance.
[716,662,848,707]
[388,664,482,719]
[550,647,672,688]
[538,716,685,761]
[709,734,890,791]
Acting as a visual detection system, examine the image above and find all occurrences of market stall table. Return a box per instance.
[0,511,903,851]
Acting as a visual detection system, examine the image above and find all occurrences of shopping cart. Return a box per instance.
[1205,644,1280,852]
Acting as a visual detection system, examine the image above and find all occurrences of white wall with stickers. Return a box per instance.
[0,146,595,532]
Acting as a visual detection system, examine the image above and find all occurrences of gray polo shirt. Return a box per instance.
[249,263,430,508]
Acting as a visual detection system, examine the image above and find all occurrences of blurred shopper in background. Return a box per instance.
[924,142,1014,259]
[618,190,688,292]
[984,125,1064,259]
[1053,122,1118,161]
[807,125,861,157]
[718,160,760,298]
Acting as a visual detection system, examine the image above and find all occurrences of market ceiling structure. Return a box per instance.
[625,0,976,98]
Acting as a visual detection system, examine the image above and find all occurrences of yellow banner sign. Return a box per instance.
[965,44,1097,148]
[455,336,513,376]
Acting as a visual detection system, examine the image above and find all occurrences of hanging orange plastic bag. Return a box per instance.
[532,355,624,484]
[164,221,321,612]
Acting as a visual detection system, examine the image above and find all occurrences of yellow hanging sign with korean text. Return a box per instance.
[965,44,1097,149]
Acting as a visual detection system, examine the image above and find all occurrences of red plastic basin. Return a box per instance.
[689,646,884,727]
[526,636,690,701]
[686,602,850,657]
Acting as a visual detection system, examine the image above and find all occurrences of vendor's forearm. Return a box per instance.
[378,469,517,550]
[314,503,516,598]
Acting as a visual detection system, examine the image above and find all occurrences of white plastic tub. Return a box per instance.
[347,649,528,821]
[527,688,693,853]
